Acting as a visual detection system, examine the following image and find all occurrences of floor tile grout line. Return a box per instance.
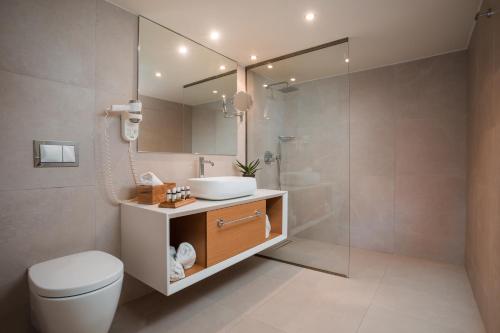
[354,258,485,333]
[217,267,306,332]
[355,263,389,333]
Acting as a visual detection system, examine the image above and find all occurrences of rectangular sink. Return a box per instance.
[188,176,257,200]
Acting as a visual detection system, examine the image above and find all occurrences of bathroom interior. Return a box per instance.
[0,0,499,332]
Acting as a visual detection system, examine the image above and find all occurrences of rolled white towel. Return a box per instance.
[177,242,196,269]
[169,245,177,259]
[169,256,185,282]
[265,214,271,239]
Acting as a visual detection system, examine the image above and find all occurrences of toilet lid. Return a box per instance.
[28,250,124,298]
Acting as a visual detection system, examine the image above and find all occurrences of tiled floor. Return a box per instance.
[111,249,485,333]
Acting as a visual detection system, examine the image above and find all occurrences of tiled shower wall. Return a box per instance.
[350,51,468,264]
[466,0,500,332]
[0,0,245,331]
[248,51,468,265]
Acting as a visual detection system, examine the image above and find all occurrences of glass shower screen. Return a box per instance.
[246,40,350,276]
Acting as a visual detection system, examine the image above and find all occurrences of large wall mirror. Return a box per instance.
[138,17,238,155]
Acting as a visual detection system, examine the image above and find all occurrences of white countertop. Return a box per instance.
[122,189,287,218]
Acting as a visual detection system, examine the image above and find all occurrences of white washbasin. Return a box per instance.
[188,176,257,200]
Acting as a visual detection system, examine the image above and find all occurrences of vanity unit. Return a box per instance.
[121,189,287,295]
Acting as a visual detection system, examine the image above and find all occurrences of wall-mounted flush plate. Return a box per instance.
[33,140,79,167]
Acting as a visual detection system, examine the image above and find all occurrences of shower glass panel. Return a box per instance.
[246,40,350,276]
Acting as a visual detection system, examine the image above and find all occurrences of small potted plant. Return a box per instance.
[234,159,261,177]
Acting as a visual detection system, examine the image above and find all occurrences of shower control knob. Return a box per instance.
[264,151,275,164]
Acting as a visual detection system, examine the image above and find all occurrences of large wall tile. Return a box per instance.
[466,0,500,330]
[0,186,95,331]
[395,117,466,177]
[96,0,137,96]
[0,0,96,88]
[348,51,467,262]
[395,174,466,264]
[350,119,395,177]
[351,175,395,253]
[0,70,95,191]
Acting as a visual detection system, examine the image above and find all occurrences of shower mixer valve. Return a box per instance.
[264,151,276,164]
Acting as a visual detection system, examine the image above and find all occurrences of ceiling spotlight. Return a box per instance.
[345,58,350,63]
[263,84,268,88]
[155,72,162,78]
[305,12,315,21]
[290,77,296,82]
[210,30,220,40]
[219,65,226,70]
[222,94,226,98]
[267,64,273,69]
[178,46,188,54]
[212,90,218,94]
[250,55,257,61]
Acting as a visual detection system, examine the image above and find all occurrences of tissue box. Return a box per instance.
[137,183,176,205]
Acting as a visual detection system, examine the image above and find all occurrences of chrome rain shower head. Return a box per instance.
[266,81,299,93]
[278,136,296,142]
[278,85,299,93]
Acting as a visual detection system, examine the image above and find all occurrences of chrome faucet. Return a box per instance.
[198,156,214,177]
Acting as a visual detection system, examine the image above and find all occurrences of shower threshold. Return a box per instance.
[256,238,349,278]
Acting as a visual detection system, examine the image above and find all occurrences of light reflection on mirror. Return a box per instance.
[137,17,238,155]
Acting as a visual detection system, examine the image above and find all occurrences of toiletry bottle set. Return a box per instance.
[166,186,191,203]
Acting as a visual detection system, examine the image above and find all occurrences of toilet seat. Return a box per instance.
[29,250,123,298]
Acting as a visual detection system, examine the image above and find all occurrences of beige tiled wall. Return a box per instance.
[466,0,500,332]
[0,0,245,330]
[351,51,468,264]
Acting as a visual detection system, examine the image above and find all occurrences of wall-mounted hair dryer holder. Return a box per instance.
[107,100,143,141]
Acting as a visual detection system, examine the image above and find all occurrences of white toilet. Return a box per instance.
[28,250,124,333]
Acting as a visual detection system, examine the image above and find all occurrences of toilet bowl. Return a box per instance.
[28,250,123,333]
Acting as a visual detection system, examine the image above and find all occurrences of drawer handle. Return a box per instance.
[217,209,263,228]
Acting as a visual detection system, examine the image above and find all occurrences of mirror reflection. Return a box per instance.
[138,17,238,155]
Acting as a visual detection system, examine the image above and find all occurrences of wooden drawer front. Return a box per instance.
[206,200,266,266]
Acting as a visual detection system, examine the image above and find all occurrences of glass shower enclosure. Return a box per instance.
[246,39,350,276]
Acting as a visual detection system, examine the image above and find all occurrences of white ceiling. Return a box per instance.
[111,0,480,72]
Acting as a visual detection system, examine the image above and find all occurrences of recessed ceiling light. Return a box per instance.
[210,30,220,40]
[212,90,218,94]
[345,58,350,63]
[250,55,257,61]
[305,12,315,21]
[155,72,162,78]
[263,84,268,88]
[178,46,188,54]
[267,64,273,69]
[290,77,296,82]
[222,94,226,98]
[219,65,226,70]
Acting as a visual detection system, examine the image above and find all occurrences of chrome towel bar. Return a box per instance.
[217,209,263,228]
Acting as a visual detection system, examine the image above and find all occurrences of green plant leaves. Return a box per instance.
[233,159,261,176]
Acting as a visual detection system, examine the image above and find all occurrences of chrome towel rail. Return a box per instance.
[217,209,263,228]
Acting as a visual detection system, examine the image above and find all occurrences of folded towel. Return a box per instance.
[169,256,185,282]
[139,171,163,186]
[265,214,271,239]
[177,242,196,269]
